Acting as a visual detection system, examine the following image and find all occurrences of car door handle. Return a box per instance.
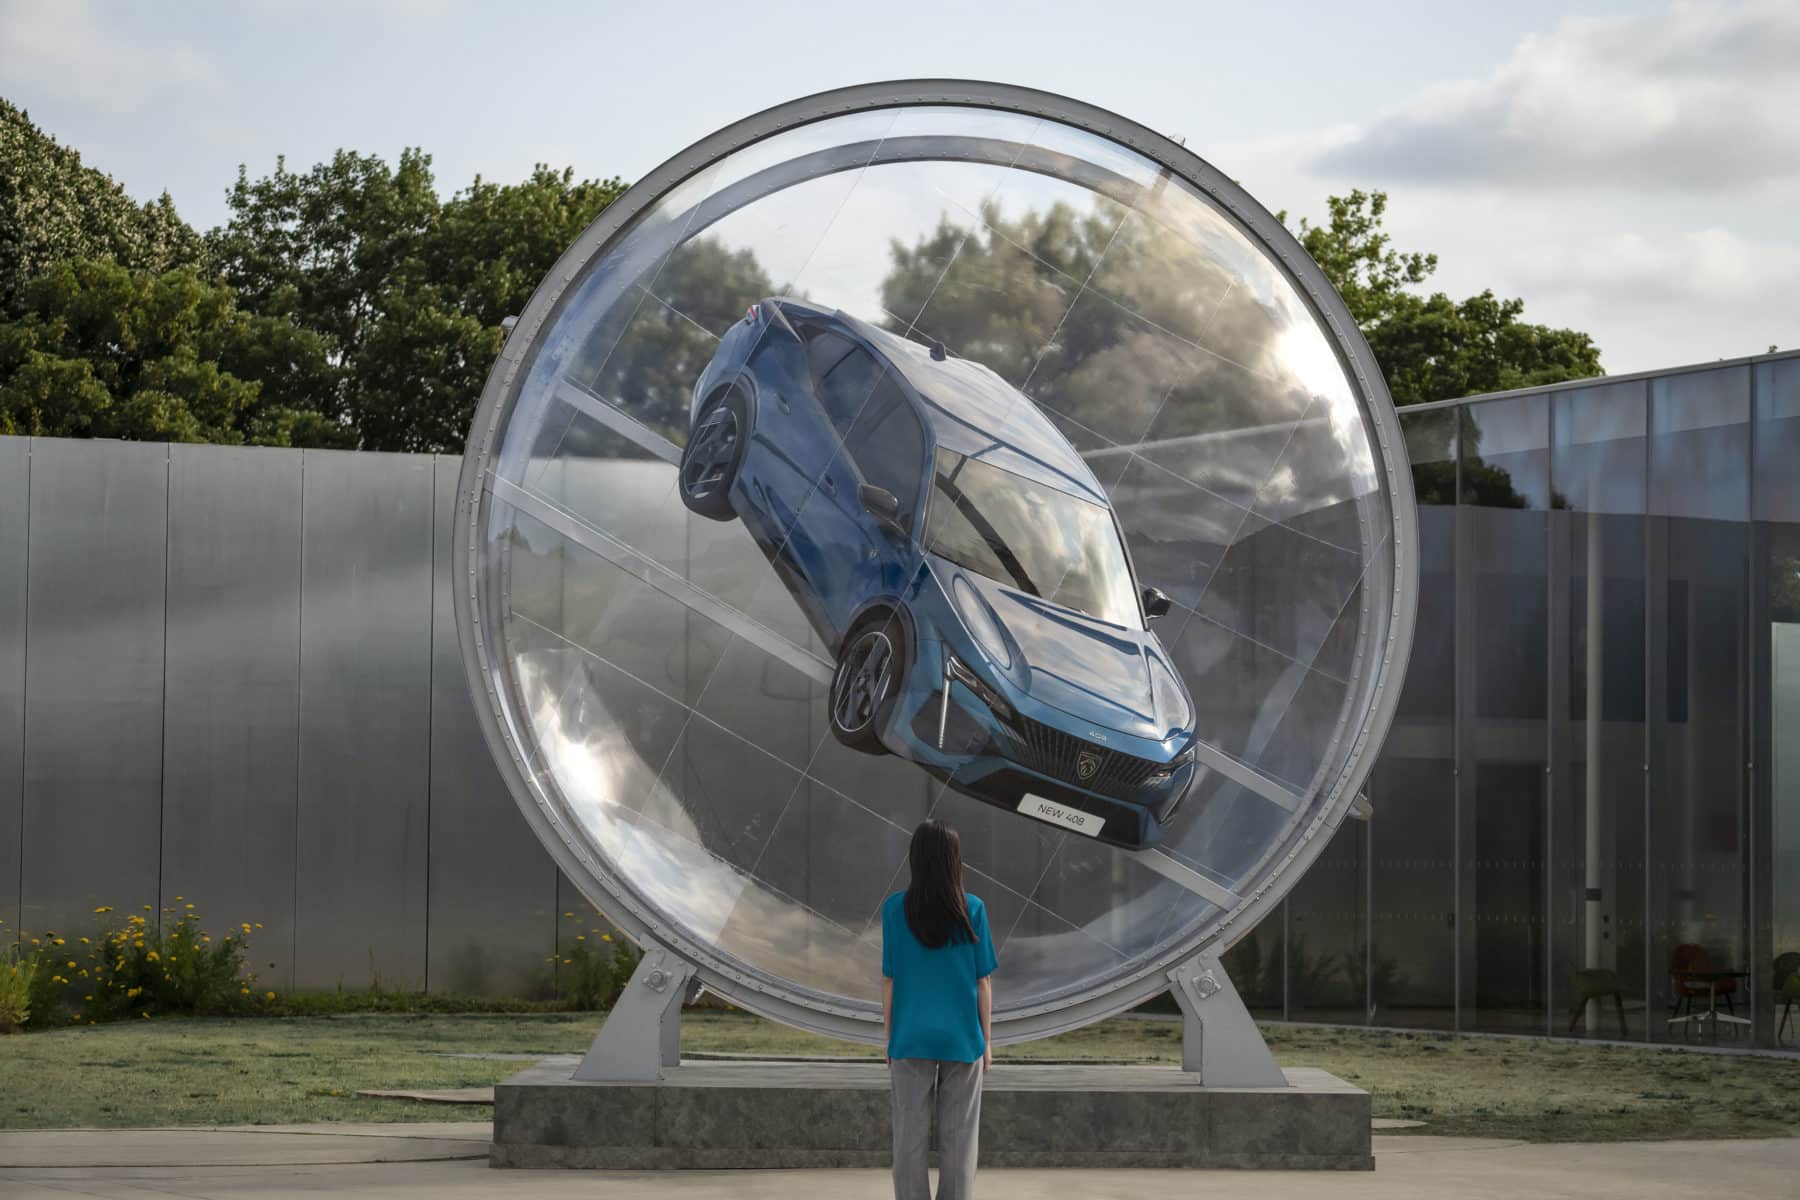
[821,474,836,495]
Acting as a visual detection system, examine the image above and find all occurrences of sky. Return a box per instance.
[1,0,1795,376]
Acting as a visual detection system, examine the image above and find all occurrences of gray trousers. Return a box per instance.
[889,1057,983,1200]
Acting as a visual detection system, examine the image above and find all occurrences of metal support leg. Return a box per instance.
[572,947,698,1082]
[1168,950,1287,1088]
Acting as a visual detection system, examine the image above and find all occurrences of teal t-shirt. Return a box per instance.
[881,891,998,1063]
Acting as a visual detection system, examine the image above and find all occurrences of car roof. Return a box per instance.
[772,299,1108,508]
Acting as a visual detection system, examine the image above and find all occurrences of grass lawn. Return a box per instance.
[2,1012,1797,1142]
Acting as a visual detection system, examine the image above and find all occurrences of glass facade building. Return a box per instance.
[3,348,1795,1052]
[1228,349,1800,1049]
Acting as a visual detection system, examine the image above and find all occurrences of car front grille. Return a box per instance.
[1003,716,1165,799]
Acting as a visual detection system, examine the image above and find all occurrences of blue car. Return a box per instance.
[677,299,1196,849]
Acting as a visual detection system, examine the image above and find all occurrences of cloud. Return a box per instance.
[0,0,219,114]
[1313,0,1800,193]
[1507,227,1800,310]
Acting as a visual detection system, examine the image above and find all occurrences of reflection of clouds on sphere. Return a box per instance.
[457,87,1415,1042]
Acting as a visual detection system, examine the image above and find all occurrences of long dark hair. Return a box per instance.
[904,819,976,949]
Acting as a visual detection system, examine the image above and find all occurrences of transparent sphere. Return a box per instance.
[460,92,1411,1038]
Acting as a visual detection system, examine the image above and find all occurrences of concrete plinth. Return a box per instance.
[491,1060,1371,1170]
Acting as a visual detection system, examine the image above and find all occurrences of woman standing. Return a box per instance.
[882,819,998,1200]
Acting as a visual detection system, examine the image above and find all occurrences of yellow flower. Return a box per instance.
[52,937,65,946]
[254,923,263,930]
[240,987,250,996]
[142,1012,150,1019]
[575,935,585,942]
[146,950,160,962]
[94,906,112,914]
[127,987,141,998]
[202,936,211,944]
[28,938,38,945]
[84,994,93,1001]
[241,923,252,934]
[79,937,90,944]
[66,960,76,969]
[175,896,184,901]
[264,991,275,1001]
[142,905,152,911]
[601,934,612,942]
[563,912,574,918]
[561,958,572,965]
[184,903,193,910]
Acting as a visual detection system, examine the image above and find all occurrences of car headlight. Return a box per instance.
[1146,745,1196,785]
[945,652,1016,725]
[951,576,1012,670]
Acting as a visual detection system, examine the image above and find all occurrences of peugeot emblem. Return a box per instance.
[1076,749,1101,782]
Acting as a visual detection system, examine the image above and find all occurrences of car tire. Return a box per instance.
[678,388,748,521]
[829,612,906,756]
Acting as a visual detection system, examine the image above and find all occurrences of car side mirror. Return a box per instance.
[859,483,905,534]
[1142,586,1172,622]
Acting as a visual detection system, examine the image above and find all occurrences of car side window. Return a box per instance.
[804,330,854,386]
[809,337,885,439]
[845,381,926,525]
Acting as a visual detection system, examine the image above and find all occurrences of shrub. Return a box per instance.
[12,901,270,1028]
[0,940,39,1033]
[89,905,257,1021]
[555,911,642,1011]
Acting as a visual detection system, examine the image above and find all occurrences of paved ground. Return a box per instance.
[3,1126,1798,1198]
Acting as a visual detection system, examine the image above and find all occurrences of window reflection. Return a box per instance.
[924,450,1140,630]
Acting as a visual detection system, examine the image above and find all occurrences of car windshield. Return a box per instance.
[923,450,1141,629]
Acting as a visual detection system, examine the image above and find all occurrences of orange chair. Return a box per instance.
[1668,943,1738,1032]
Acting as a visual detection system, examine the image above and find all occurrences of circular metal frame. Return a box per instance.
[453,79,1420,1045]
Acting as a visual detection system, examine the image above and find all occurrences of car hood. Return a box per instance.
[949,566,1191,742]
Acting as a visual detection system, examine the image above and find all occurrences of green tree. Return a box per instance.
[348,282,501,452]
[427,166,628,328]
[207,149,439,365]
[209,151,628,451]
[0,99,204,319]
[0,257,344,445]
[1289,190,1603,408]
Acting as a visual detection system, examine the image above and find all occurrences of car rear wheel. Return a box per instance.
[829,615,905,755]
[679,388,747,520]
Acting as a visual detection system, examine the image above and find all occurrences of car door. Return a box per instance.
[836,378,929,617]
[734,320,829,555]
[780,333,897,646]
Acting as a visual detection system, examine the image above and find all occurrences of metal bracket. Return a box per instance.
[572,947,700,1082]
[1167,951,1286,1087]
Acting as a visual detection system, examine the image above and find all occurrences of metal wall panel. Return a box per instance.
[426,455,557,996]
[161,444,302,989]
[20,439,168,936]
[294,450,434,988]
[0,438,27,935]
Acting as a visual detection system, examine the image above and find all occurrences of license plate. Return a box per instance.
[1017,795,1103,837]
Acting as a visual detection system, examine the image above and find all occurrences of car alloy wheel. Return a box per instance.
[681,402,739,503]
[833,628,895,736]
